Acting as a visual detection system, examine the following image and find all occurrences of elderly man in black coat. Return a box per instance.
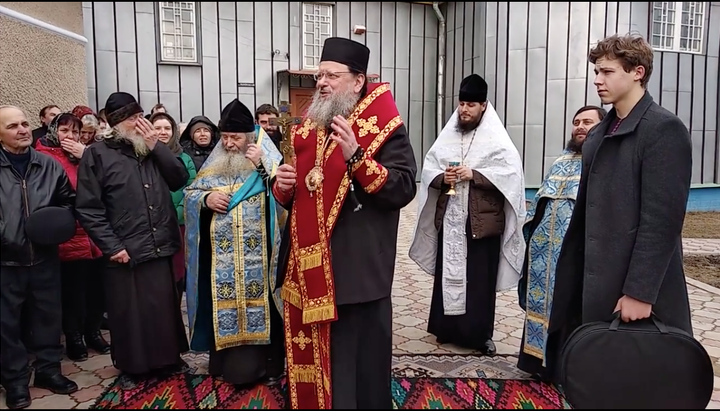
[0,105,79,409]
[546,33,694,379]
[75,92,190,391]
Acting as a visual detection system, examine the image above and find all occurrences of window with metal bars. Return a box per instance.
[302,3,333,70]
[651,2,706,54]
[157,2,201,64]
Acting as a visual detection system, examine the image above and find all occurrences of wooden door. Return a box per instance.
[289,88,315,117]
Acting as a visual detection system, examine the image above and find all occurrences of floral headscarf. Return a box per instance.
[43,112,81,163]
[71,105,95,119]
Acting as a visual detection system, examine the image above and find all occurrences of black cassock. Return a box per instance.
[274,124,418,409]
[427,219,501,350]
[104,258,188,375]
[75,139,191,376]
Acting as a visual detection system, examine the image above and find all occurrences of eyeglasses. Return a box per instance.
[313,71,352,81]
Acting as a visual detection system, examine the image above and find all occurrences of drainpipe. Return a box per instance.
[433,2,446,135]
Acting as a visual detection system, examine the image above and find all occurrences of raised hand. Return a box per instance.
[329,115,359,161]
[135,117,159,150]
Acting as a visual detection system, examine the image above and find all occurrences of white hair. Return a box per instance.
[80,114,99,130]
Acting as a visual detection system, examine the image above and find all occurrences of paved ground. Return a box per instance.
[2,201,719,409]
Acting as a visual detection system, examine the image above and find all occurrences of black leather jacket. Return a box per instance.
[0,148,75,266]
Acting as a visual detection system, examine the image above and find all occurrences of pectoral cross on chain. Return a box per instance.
[269,101,303,165]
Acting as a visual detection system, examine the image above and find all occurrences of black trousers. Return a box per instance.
[61,259,105,336]
[330,296,393,409]
[0,259,63,388]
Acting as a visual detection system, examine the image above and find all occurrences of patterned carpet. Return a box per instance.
[180,352,530,380]
[91,354,563,409]
[90,373,570,409]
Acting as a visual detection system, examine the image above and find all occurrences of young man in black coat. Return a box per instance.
[546,33,694,379]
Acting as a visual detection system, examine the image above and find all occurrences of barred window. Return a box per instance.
[651,2,706,54]
[302,3,333,70]
[157,2,201,64]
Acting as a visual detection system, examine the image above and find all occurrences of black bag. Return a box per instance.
[558,313,714,409]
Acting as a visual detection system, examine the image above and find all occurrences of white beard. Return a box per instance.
[123,132,150,157]
[110,127,150,157]
[216,146,252,178]
[305,87,359,128]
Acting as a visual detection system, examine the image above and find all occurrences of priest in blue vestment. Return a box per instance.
[517,105,606,380]
[184,98,287,387]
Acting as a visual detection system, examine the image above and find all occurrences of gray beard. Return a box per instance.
[115,129,150,157]
[216,147,251,178]
[305,88,359,128]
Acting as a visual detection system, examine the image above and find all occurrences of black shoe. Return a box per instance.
[118,374,138,391]
[85,330,111,355]
[4,385,31,409]
[159,359,190,377]
[480,339,497,357]
[65,332,88,362]
[264,374,285,386]
[33,373,78,395]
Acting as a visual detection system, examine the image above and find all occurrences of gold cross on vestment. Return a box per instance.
[269,101,303,164]
[356,116,380,138]
[292,330,312,350]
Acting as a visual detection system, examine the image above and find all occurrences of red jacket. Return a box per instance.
[35,141,103,261]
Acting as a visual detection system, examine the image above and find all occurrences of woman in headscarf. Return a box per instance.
[34,113,110,361]
[178,115,220,171]
[150,112,197,301]
[71,105,101,145]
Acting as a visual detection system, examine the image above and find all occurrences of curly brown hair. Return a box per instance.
[588,33,654,88]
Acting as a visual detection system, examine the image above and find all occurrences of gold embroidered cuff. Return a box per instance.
[354,158,389,194]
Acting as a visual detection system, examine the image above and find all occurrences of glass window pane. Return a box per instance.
[163,34,175,47]
[182,35,194,47]
[163,21,174,33]
[651,35,661,47]
[163,9,173,20]
[305,45,313,57]
[305,22,314,32]
[306,32,314,44]
[304,4,313,14]
[321,23,330,35]
[183,48,194,59]
[680,38,688,49]
[164,47,175,58]
[305,57,314,68]
[653,9,661,22]
[182,10,192,22]
[182,22,193,34]
[681,25,688,37]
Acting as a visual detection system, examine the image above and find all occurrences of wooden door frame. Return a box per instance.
[288,87,315,118]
